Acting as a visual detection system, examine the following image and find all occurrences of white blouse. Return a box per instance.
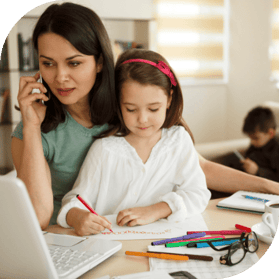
[57,126,211,228]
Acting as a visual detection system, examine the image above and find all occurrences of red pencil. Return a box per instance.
[76,195,113,233]
[235,224,251,233]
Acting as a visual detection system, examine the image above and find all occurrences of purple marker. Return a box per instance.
[151,232,206,246]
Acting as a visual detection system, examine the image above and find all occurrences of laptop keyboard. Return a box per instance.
[48,246,99,276]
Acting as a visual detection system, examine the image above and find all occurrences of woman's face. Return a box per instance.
[38,32,102,108]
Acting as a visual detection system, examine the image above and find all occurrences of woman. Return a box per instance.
[11,2,279,230]
[12,2,116,230]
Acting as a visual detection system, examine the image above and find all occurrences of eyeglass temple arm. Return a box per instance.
[207,233,246,252]
[207,241,231,252]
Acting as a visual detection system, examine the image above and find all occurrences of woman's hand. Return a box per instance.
[18,72,49,128]
[117,202,172,227]
[66,208,113,236]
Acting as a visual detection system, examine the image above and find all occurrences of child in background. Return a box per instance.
[57,49,211,236]
[241,106,279,182]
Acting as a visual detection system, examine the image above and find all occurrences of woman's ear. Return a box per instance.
[97,54,103,73]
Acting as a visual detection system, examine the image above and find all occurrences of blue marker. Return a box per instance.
[194,239,244,248]
[151,232,206,246]
[242,195,269,203]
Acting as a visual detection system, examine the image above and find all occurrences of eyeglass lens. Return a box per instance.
[230,242,245,265]
[247,232,258,253]
[219,232,258,266]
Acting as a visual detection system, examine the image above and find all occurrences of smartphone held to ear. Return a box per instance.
[32,74,49,105]
[32,74,43,94]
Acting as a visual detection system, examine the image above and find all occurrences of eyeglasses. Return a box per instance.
[206,232,259,266]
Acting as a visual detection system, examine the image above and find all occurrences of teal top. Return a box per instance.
[12,111,109,225]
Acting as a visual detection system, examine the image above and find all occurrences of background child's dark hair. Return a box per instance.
[103,48,194,142]
[242,106,276,134]
[31,2,116,133]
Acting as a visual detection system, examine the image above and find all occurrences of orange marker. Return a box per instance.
[125,251,189,261]
[76,195,113,233]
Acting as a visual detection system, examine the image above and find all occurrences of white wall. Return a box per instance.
[182,84,228,143]
[226,0,279,140]
[183,0,279,144]
[73,0,154,19]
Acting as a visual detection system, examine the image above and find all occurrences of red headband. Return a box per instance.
[121,59,177,86]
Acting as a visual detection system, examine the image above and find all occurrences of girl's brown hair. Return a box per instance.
[102,48,194,142]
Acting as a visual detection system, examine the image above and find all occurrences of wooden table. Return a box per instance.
[46,198,270,278]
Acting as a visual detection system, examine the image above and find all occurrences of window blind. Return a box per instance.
[271,0,279,81]
[155,0,226,82]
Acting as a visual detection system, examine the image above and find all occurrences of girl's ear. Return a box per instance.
[97,54,103,73]
[167,89,173,109]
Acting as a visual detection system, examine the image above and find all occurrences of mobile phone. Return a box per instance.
[233,150,245,160]
[169,271,197,279]
[32,74,43,94]
[32,74,48,104]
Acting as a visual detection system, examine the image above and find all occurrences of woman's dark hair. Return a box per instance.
[101,48,194,142]
[32,2,116,132]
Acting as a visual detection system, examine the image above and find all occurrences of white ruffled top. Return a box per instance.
[57,126,211,228]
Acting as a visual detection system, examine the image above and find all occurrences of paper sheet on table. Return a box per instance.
[88,214,208,240]
[148,245,259,279]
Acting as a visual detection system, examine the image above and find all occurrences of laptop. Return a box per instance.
[0,176,122,279]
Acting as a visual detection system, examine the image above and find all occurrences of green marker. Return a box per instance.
[165,237,224,248]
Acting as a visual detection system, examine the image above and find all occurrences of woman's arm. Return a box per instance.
[12,73,52,229]
[12,134,53,230]
[198,155,279,195]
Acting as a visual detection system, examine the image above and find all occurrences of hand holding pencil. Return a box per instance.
[65,195,113,236]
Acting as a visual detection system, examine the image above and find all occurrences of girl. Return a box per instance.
[11,2,116,231]
[57,49,211,236]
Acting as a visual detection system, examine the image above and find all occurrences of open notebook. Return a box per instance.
[217,190,279,213]
[0,176,122,279]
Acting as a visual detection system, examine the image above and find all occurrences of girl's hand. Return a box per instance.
[117,202,172,227]
[66,208,112,236]
[18,72,49,128]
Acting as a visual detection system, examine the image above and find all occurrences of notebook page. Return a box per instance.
[88,214,208,240]
[217,191,279,213]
